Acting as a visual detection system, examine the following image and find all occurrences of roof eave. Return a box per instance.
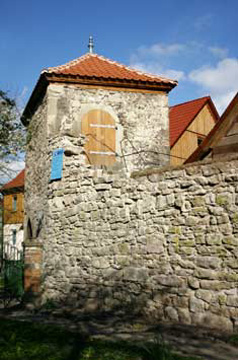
[45,72,177,91]
[21,73,49,126]
[1,185,24,195]
[21,72,177,125]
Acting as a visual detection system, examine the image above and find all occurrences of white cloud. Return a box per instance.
[131,61,185,81]
[0,159,25,185]
[130,42,237,112]
[208,47,228,59]
[189,58,238,112]
[137,43,186,57]
[130,42,186,82]
[8,160,25,174]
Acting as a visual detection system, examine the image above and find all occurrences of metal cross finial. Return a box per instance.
[88,36,94,53]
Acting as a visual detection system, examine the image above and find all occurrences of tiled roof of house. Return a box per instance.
[42,53,177,86]
[1,169,25,192]
[169,96,219,148]
[22,52,178,124]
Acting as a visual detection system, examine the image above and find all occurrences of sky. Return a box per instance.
[1,0,238,175]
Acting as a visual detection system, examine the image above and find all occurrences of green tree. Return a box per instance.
[0,90,25,185]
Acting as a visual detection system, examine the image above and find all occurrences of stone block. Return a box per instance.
[165,306,179,322]
[196,289,212,303]
[146,237,164,254]
[200,314,233,333]
[189,297,204,313]
[188,277,200,290]
[196,256,221,270]
[95,183,111,191]
[226,296,238,307]
[194,268,218,280]
[177,308,191,324]
[185,216,199,226]
[123,267,148,282]
[156,275,183,287]
[91,258,110,269]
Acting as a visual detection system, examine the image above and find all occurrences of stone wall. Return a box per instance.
[24,85,237,333]
[25,93,50,241]
[38,149,238,333]
[47,84,169,171]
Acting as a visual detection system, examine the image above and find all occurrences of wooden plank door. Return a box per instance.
[82,110,116,166]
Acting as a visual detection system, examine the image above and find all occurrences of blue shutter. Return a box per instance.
[50,148,64,181]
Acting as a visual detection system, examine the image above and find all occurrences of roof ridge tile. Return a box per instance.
[170,96,210,110]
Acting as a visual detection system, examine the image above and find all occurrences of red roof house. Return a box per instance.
[170,96,219,165]
[1,169,25,193]
[0,170,25,240]
[186,92,238,163]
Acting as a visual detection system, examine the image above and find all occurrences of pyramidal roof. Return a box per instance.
[22,52,178,124]
[42,52,177,86]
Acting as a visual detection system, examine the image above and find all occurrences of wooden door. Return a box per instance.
[82,110,116,166]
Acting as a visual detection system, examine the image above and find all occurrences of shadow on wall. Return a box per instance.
[23,267,188,334]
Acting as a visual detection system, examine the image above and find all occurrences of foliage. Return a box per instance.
[141,334,173,360]
[228,334,238,347]
[0,319,204,360]
[0,90,25,184]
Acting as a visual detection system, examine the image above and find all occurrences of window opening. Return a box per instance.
[27,219,33,240]
[12,229,17,245]
[13,195,17,212]
[197,137,204,146]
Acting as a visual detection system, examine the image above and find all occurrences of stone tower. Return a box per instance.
[22,49,177,302]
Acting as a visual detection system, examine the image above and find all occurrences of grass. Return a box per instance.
[0,319,203,360]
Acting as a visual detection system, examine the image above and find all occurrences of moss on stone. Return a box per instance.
[216,247,229,258]
[191,196,205,207]
[231,212,238,224]
[118,243,130,255]
[174,235,180,253]
[218,295,227,305]
[215,195,229,206]
[225,273,238,282]
[191,207,207,214]
[181,240,195,247]
[168,226,181,235]
[179,247,193,255]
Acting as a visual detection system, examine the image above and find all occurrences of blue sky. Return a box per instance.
[1,0,237,114]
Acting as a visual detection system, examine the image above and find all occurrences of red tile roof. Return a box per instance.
[169,96,219,147]
[43,53,177,86]
[1,169,25,192]
[22,52,178,124]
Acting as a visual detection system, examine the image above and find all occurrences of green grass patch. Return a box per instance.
[0,319,203,360]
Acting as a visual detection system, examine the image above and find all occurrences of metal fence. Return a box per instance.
[0,242,24,306]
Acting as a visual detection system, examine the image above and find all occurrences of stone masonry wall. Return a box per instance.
[47,84,170,171]
[24,84,237,333]
[25,93,50,241]
[24,83,169,295]
[41,149,238,333]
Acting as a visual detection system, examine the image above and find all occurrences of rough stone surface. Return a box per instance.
[24,84,238,333]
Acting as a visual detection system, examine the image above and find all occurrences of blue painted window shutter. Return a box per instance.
[50,148,64,181]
